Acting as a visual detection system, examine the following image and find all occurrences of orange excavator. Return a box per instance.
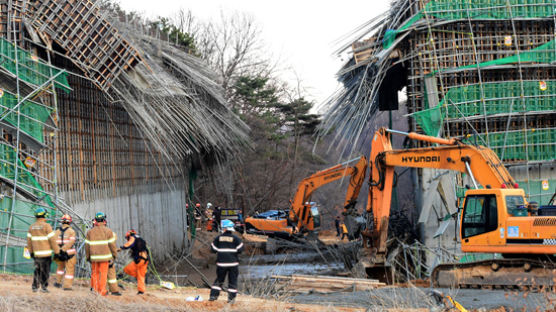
[244,156,367,238]
[350,127,556,288]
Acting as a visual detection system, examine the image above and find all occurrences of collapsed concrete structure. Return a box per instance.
[0,0,248,274]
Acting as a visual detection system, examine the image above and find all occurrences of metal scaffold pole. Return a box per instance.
[3,8,22,272]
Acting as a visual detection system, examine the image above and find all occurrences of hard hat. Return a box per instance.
[221,219,235,230]
[125,229,137,239]
[207,203,212,208]
[94,212,106,222]
[196,203,201,207]
[61,214,72,224]
[34,207,47,218]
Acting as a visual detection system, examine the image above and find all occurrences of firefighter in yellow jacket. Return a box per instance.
[53,214,77,290]
[26,207,60,293]
[85,212,117,296]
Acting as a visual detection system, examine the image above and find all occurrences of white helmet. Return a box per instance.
[207,203,213,208]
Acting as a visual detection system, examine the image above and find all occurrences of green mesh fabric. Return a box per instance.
[0,143,54,205]
[0,38,70,92]
[0,90,54,144]
[382,1,555,49]
[0,197,56,273]
[423,0,556,19]
[463,128,555,162]
[443,80,555,118]
[412,105,443,137]
[525,178,556,206]
[413,36,556,146]
[455,38,556,71]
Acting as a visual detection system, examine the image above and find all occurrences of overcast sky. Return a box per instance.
[117,0,390,108]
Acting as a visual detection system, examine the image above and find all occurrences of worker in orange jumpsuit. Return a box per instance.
[54,214,77,290]
[121,229,149,294]
[85,212,117,296]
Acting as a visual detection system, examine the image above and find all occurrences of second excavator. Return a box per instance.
[245,156,367,238]
[348,127,556,288]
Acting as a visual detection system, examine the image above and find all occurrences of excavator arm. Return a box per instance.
[289,156,367,232]
[363,128,516,263]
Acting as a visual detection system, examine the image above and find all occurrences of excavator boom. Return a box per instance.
[366,128,516,260]
[244,156,367,237]
[356,128,556,288]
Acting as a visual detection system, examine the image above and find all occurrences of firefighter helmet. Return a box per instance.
[125,229,137,239]
[94,212,106,222]
[34,207,47,218]
[61,214,72,224]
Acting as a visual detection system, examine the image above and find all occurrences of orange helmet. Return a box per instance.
[125,229,137,239]
[61,214,72,224]
[195,203,201,207]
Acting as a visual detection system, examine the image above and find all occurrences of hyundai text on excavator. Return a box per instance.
[349,127,556,288]
[244,156,367,238]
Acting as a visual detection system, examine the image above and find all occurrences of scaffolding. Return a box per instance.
[0,0,250,273]
[322,0,556,205]
[0,15,89,273]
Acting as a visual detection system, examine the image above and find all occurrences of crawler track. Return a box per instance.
[432,259,556,289]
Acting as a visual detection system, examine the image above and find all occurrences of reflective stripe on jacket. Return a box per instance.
[55,224,77,255]
[85,224,117,262]
[211,231,243,267]
[26,218,60,258]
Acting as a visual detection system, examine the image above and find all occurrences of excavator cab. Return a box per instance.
[309,202,321,229]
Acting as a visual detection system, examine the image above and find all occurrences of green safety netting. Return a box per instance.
[414,78,556,137]
[0,89,54,144]
[413,37,556,137]
[463,128,556,162]
[383,0,556,48]
[0,38,70,92]
[443,80,556,118]
[0,143,55,207]
[454,38,556,71]
[423,0,556,20]
[0,197,56,273]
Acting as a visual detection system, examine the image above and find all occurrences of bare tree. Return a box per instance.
[172,9,199,39]
[195,11,276,99]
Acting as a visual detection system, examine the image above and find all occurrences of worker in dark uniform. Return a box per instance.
[334,216,341,237]
[213,206,222,232]
[209,219,243,303]
[121,229,149,294]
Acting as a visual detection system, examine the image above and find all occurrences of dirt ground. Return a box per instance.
[0,273,371,312]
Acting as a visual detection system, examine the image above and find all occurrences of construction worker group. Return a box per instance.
[26,208,149,295]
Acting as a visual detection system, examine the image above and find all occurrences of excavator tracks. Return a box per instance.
[432,259,556,289]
